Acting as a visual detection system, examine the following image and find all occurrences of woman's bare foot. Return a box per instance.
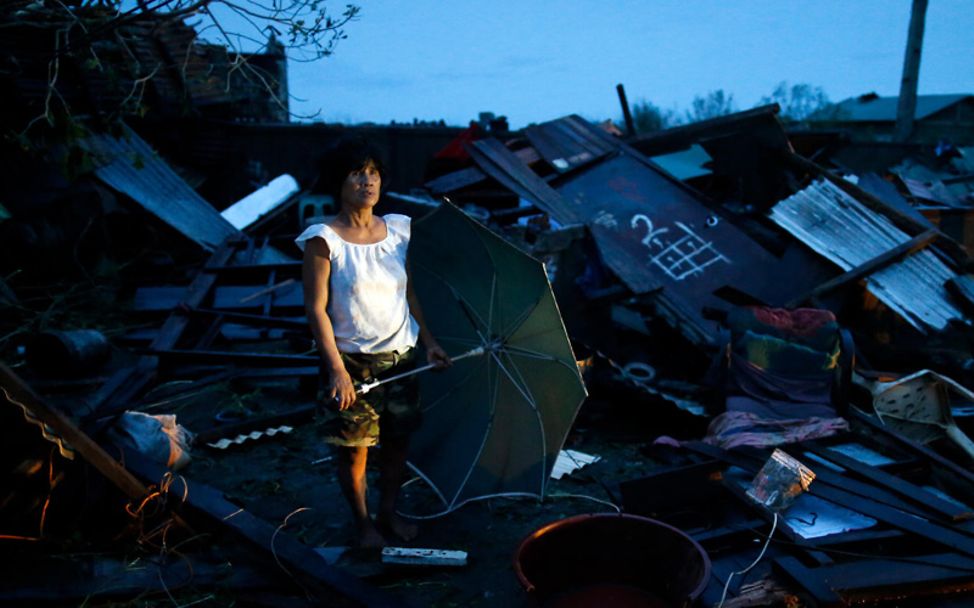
[356,519,387,549]
[376,512,418,542]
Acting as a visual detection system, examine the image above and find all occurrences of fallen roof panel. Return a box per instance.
[84,125,241,251]
[524,116,616,173]
[770,179,964,332]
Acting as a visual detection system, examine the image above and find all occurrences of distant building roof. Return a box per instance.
[826,93,972,123]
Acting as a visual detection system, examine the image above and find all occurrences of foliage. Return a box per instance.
[761,81,833,123]
[1,0,359,141]
[630,99,682,134]
[684,89,737,124]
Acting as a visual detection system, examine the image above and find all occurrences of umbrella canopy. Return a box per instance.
[406,201,587,514]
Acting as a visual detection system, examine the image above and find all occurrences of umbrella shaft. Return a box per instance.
[358,346,485,394]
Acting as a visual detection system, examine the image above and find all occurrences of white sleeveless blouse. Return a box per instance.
[295,214,419,354]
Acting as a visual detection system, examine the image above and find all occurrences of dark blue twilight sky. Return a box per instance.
[213,1,974,128]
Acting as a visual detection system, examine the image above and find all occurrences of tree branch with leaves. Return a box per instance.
[1,0,360,144]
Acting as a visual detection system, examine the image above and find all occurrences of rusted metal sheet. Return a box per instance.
[770,179,964,332]
[84,125,240,251]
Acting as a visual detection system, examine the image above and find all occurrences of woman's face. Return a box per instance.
[340,160,381,210]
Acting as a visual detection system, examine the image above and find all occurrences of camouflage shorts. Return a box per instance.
[318,347,421,447]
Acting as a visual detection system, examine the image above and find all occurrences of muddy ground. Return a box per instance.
[169,372,709,608]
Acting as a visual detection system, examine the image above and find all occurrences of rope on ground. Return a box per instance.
[270,507,314,600]
[715,512,778,608]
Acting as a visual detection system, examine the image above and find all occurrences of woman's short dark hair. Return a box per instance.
[313,137,387,202]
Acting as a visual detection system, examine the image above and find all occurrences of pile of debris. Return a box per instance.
[4,95,974,607]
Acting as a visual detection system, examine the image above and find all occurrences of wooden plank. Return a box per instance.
[188,307,308,329]
[87,240,241,425]
[619,459,724,515]
[807,444,974,522]
[121,453,407,608]
[805,528,905,548]
[563,114,622,156]
[136,285,305,312]
[152,349,318,367]
[0,555,274,602]
[145,243,238,333]
[772,556,846,607]
[554,117,615,158]
[813,552,974,591]
[685,442,974,559]
[468,139,581,225]
[777,553,974,605]
[525,125,576,172]
[688,441,949,522]
[0,364,149,501]
[424,147,542,194]
[853,409,974,488]
[424,165,488,194]
[787,229,939,307]
[202,261,303,277]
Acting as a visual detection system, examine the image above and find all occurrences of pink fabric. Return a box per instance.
[702,411,849,450]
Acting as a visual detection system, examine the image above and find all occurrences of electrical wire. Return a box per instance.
[716,511,778,608]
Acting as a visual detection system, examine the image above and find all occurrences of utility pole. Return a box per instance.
[895,0,928,142]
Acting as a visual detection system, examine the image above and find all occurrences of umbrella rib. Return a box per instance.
[501,344,559,360]
[493,348,550,498]
[448,355,499,509]
[500,346,583,377]
[420,359,486,414]
[436,336,483,348]
[413,261,491,334]
[496,300,541,344]
[488,272,497,339]
[490,350,537,409]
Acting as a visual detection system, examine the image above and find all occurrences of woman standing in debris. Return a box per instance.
[297,138,451,549]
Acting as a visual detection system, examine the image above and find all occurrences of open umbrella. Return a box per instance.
[404,200,588,514]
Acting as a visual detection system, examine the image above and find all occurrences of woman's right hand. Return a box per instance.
[328,367,357,410]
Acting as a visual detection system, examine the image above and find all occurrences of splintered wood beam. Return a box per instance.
[0,364,149,501]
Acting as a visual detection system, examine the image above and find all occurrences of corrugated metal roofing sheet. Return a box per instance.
[84,125,240,251]
[829,94,970,123]
[770,179,963,332]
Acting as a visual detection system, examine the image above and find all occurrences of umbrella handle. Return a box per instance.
[357,346,486,395]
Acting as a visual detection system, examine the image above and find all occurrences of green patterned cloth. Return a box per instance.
[317,348,420,447]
